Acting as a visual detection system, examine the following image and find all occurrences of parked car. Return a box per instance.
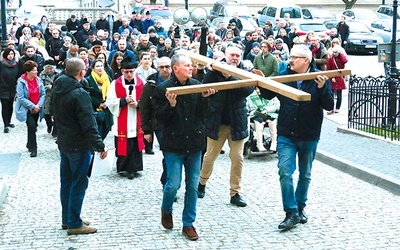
[370,19,400,42]
[376,4,399,19]
[336,9,381,28]
[256,4,303,28]
[209,17,254,38]
[346,21,384,54]
[15,5,49,25]
[295,20,330,42]
[137,5,174,30]
[302,7,335,21]
[209,0,257,26]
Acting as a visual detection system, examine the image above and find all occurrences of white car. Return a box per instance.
[15,5,49,25]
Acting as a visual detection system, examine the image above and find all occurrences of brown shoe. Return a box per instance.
[161,211,173,229]
[67,225,97,235]
[62,220,90,230]
[182,226,199,241]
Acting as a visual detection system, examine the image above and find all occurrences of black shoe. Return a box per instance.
[278,213,300,230]
[118,171,128,177]
[299,209,308,224]
[8,124,15,128]
[230,193,247,207]
[47,126,52,134]
[127,173,135,179]
[198,183,206,198]
[30,151,37,158]
[4,127,9,133]
[174,197,177,202]
[145,150,155,155]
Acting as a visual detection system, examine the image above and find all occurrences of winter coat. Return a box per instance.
[203,67,254,141]
[0,59,19,99]
[154,75,208,154]
[259,62,334,141]
[326,52,348,90]
[253,53,278,77]
[15,76,46,122]
[52,74,105,152]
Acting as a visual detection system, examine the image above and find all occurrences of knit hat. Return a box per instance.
[61,25,68,32]
[252,42,260,48]
[232,36,242,44]
[274,38,283,44]
[44,59,56,67]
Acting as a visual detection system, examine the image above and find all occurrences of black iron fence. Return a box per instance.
[348,75,400,141]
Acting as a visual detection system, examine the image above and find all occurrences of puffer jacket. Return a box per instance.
[203,68,253,141]
[259,62,334,141]
[52,74,105,152]
[154,75,208,154]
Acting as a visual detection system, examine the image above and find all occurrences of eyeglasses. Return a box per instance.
[289,56,306,60]
[158,65,171,69]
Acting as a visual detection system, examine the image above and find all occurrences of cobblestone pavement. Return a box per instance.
[0,119,400,249]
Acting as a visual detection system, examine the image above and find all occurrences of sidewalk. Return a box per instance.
[0,120,400,249]
[317,90,400,195]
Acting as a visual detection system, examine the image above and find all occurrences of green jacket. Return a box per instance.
[253,52,278,77]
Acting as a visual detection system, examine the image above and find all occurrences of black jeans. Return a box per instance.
[26,111,39,151]
[1,98,14,127]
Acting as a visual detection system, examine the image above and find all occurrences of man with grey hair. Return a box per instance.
[259,44,334,230]
[154,54,216,241]
[52,58,107,235]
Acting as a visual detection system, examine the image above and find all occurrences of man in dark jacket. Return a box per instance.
[18,45,45,77]
[336,16,349,50]
[141,57,172,186]
[154,54,216,241]
[198,45,253,207]
[259,45,334,231]
[95,12,110,31]
[45,29,64,65]
[52,58,107,235]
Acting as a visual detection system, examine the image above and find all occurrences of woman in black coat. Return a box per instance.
[0,48,19,133]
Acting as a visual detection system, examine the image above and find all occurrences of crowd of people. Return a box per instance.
[0,10,345,240]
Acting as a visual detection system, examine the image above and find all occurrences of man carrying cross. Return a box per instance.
[259,44,334,230]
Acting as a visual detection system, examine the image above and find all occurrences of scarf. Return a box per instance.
[22,74,40,105]
[91,71,110,101]
[1,58,17,68]
[311,46,319,58]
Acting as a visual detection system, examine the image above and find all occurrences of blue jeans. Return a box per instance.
[277,136,318,215]
[162,151,201,227]
[60,150,92,229]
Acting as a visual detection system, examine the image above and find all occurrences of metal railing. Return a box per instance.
[348,75,400,141]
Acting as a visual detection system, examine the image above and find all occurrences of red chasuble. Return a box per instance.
[114,76,144,156]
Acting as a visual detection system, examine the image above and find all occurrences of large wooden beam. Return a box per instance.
[166,51,351,101]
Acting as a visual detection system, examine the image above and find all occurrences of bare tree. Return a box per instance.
[342,0,358,10]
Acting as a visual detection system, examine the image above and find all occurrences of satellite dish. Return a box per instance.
[190,7,208,24]
[173,8,190,25]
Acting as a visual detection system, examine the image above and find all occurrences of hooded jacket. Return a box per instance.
[52,74,105,152]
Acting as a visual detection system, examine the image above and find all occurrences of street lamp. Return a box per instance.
[1,0,7,51]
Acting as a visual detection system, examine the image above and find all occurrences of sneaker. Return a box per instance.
[230,193,247,207]
[334,109,340,113]
[182,226,199,241]
[278,212,300,230]
[161,211,173,229]
[67,225,97,235]
[198,183,205,198]
[62,220,90,230]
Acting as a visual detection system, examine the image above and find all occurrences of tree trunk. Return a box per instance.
[342,0,358,10]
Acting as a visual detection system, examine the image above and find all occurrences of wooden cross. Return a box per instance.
[166,51,351,101]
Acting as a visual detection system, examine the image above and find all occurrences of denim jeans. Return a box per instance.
[60,150,92,229]
[161,151,201,227]
[277,135,318,215]
[334,90,343,110]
